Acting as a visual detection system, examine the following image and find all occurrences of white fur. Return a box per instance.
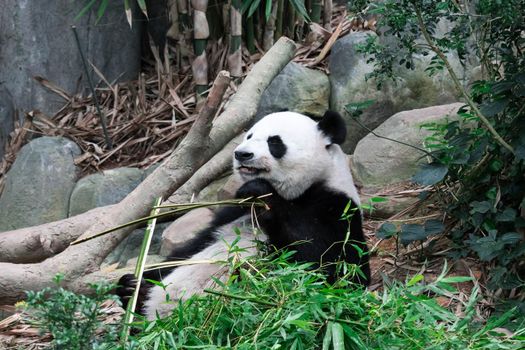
[234,112,360,204]
[143,215,266,320]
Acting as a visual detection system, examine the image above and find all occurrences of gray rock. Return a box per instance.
[0,1,143,116]
[353,103,462,188]
[103,222,167,268]
[69,167,145,216]
[218,175,243,201]
[160,208,214,256]
[329,32,463,153]
[197,175,232,203]
[0,136,80,231]
[0,86,15,160]
[256,62,330,120]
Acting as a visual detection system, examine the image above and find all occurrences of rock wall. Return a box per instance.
[0,0,143,117]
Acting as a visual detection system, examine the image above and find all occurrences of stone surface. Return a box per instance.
[103,223,167,268]
[218,175,243,201]
[160,208,214,257]
[0,86,15,160]
[353,103,463,188]
[0,1,143,116]
[329,31,464,153]
[197,175,232,202]
[255,62,330,121]
[0,136,80,231]
[69,167,145,216]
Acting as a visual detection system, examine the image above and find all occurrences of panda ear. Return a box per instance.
[317,110,347,145]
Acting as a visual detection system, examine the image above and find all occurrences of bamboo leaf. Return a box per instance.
[137,0,148,17]
[97,0,109,20]
[265,0,272,20]
[289,0,310,22]
[74,0,98,21]
[124,0,132,27]
[331,322,345,350]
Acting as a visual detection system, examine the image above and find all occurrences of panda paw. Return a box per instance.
[236,179,276,200]
[116,274,149,310]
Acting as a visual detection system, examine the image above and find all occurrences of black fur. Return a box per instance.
[267,135,287,159]
[237,178,370,285]
[317,111,347,145]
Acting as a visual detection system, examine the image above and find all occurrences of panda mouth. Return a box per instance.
[238,166,268,175]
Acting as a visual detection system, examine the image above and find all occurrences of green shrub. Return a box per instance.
[25,274,120,349]
[356,0,525,288]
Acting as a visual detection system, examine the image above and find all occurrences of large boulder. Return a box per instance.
[69,167,145,216]
[0,1,143,116]
[329,32,464,153]
[255,62,330,120]
[0,136,80,231]
[160,208,214,257]
[353,103,463,188]
[0,86,15,160]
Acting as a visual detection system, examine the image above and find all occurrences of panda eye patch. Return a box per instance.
[267,135,287,159]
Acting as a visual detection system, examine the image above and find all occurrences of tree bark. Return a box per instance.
[0,38,296,304]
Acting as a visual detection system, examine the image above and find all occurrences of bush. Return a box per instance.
[356,0,525,288]
[25,274,120,349]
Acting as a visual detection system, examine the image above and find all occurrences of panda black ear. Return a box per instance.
[317,110,347,145]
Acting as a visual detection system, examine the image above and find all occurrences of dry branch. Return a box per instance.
[0,37,296,304]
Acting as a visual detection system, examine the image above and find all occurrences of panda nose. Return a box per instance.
[234,151,254,161]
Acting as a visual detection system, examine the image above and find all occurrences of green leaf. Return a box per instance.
[470,201,492,214]
[247,0,262,18]
[407,274,424,286]
[265,0,272,20]
[74,0,98,21]
[370,197,388,203]
[331,322,344,350]
[97,0,109,20]
[496,208,517,222]
[412,163,448,186]
[377,222,397,239]
[439,276,473,284]
[137,0,148,17]
[124,0,132,27]
[424,219,444,235]
[500,232,522,245]
[400,224,428,245]
[322,321,333,350]
[289,0,310,22]
[480,99,508,117]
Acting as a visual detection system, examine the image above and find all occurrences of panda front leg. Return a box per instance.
[235,178,286,216]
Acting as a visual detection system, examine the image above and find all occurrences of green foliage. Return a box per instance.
[119,252,525,349]
[241,0,310,21]
[24,274,120,349]
[359,0,525,289]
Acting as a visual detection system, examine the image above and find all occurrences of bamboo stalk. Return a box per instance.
[263,0,279,51]
[275,0,284,40]
[323,0,332,31]
[228,0,243,78]
[246,15,256,54]
[191,0,210,98]
[311,0,322,24]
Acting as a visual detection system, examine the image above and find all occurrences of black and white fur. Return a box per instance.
[117,111,370,320]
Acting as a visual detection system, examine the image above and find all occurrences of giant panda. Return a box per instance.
[117,110,370,320]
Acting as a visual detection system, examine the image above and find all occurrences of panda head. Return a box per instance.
[233,111,353,200]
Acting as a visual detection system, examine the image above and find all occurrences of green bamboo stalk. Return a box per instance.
[120,197,162,343]
[311,0,322,24]
[191,0,210,98]
[275,0,284,40]
[283,0,295,38]
[246,15,256,54]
